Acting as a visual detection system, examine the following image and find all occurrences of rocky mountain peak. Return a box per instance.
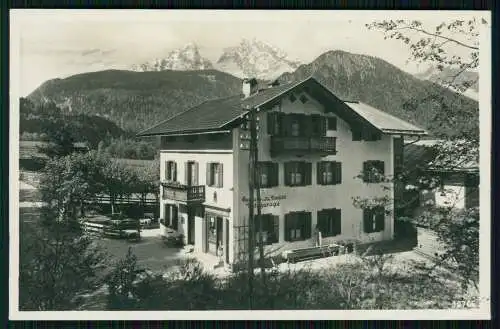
[215,38,301,80]
[132,42,214,72]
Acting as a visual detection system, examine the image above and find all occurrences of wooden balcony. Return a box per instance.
[270,136,337,156]
[161,182,205,203]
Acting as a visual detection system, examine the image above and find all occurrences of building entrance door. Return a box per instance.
[207,215,223,255]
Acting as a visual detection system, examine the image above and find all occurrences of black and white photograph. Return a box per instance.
[9,10,491,320]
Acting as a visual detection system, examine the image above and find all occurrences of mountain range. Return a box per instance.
[132,39,301,81]
[25,42,479,140]
[131,42,214,72]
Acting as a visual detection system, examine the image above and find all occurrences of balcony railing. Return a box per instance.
[270,136,337,156]
[161,181,205,203]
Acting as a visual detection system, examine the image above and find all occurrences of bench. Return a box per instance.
[282,244,344,263]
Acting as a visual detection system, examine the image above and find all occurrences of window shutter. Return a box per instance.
[304,162,312,185]
[193,162,198,185]
[173,162,177,181]
[164,161,169,180]
[335,209,342,235]
[273,215,279,243]
[362,161,370,182]
[310,115,321,136]
[276,112,284,136]
[206,163,211,186]
[271,162,279,187]
[172,206,178,230]
[317,162,324,185]
[363,209,371,233]
[284,162,291,186]
[320,117,327,136]
[218,164,224,187]
[335,162,342,184]
[304,212,312,239]
[184,162,189,186]
[267,112,276,135]
[303,115,313,137]
[378,161,385,177]
[317,210,324,233]
[376,210,385,231]
[284,213,291,241]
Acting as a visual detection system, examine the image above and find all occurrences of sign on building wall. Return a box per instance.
[241,194,287,208]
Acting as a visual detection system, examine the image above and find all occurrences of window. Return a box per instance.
[257,162,279,188]
[285,212,312,241]
[254,214,279,245]
[284,162,312,186]
[317,208,341,237]
[363,160,385,183]
[311,115,327,136]
[206,162,223,187]
[185,161,199,186]
[363,207,385,233]
[291,119,301,137]
[317,161,342,185]
[165,161,177,181]
[327,117,337,131]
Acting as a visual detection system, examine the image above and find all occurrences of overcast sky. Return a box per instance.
[11,10,488,96]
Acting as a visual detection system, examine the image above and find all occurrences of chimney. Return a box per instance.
[242,78,258,98]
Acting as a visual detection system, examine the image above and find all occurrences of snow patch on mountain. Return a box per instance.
[132,42,214,72]
[215,38,301,80]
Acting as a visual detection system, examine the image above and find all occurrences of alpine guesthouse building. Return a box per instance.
[138,76,427,269]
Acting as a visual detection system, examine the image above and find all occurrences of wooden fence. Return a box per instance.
[92,194,158,205]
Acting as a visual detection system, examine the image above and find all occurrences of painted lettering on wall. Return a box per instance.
[241,194,287,208]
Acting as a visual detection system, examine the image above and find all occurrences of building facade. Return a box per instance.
[404,140,479,211]
[138,76,427,268]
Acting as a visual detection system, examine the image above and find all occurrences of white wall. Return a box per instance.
[434,185,466,209]
[233,90,394,260]
[159,151,234,246]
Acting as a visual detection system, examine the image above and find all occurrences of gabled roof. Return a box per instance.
[137,76,427,137]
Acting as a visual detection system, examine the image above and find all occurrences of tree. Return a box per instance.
[366,18,485,143]
[37,118,76,158]
[105,247,141,310]
[134,159,160,217]
[19,219,108,310]
[39,151,103,221]
[98,155,137,214]
[363,18,483,290]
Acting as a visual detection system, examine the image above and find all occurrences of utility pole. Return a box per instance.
[252,109,266,284]
[247,105,265,308]
[247,107,256,310]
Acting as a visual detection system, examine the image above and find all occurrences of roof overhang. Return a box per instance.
[380,128,428,136]
[137,128,232,138]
